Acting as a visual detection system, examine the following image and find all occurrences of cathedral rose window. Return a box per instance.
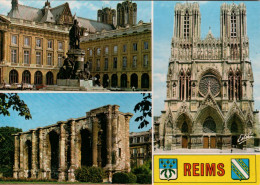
[199,73,220,97]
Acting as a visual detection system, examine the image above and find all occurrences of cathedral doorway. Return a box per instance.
[203,116,217,148]
[182,136,188,148]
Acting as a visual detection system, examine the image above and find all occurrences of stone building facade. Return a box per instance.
[129,129,152,167]
[13,105,132,181]
[155,2,260,151]
[81,22,151,91]
[82,0,151,91]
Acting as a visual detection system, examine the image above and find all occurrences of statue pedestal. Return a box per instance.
[80,80,93,88]
[57,79,93,88]
[67,49,85,74]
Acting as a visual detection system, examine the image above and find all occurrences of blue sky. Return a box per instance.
[153,1,260,116]
[0,0,151,23]
[0,93,151,133]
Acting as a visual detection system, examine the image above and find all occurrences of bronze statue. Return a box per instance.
[69,19,81,49]
[58,56,75,79]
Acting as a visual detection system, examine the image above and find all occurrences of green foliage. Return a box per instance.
[127,172,137,183]
[112,172,130,184]
[136,174,152,184]
[0,93,32,120]
[134,93,151,129]
[132,165,151,176]
[0,127,22,177]
[75,166,104,183]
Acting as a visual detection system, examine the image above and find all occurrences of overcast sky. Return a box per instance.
[153,1,260,116]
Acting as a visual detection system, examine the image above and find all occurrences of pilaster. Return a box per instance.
[92,116,99,167]
[31,129,38,178]
[58,122,66,181]
[13,134,20,179]
[68,120,76,182]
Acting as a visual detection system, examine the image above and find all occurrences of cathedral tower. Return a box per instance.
[117,0,137,27]
[155,2,259,151]
[97,7,116,27]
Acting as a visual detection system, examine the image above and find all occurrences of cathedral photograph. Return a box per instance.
[153,1,260,153]
[0,0,151,91]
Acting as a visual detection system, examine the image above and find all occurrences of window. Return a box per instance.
[114,46,118,54]
[89,59,92,70]
[24,37,30,46]
[47,40,53,49]
[184,11,189,38]
[104,58,108,70]
[143,55,148,67]
[47,53,52,65]
[36,38,42,47]
[144,41,149,50]
[113,57,117,69]
[24,50,30,64]
[11,35,17,45]
[123,44,127,52]
[58,54,63,67]
[97,48,101,55]
[96,59,100,70]
[231,11,237,38]
[11,49,17,63]
[58,42,63,50]
[89,49,93,56]
[133,43,137,51]
[132,55,137,68]
[36,52,41,65]
[123,56,127,68]
[105,46,109,54]
[118,148,121,158]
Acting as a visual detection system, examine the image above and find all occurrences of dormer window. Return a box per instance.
[231,11,237,38]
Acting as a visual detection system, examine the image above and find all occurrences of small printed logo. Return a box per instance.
[159,159,177,181]
[231,159,249,181]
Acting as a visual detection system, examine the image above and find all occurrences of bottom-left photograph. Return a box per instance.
[0,93,152,184]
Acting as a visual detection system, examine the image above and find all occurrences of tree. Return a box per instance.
[0,93,32,120]
[134,93,151,129]
[0,126,22,177]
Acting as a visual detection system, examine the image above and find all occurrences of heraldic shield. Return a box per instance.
[231,159,249,180]
[159,159,177,180]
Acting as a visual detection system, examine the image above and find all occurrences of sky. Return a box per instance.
[0,0,151,23]
[0,93,151,133]
[153,1,260,116]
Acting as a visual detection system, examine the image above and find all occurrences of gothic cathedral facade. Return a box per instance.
[156,2,260,151]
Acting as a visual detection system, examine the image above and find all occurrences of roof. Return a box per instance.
[7,2,114,33]
[77,17,113,33]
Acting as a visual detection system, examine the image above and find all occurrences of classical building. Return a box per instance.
[0,0,151,90]
[155,2,260,151]
[129,129,152,168]
[13,105,133,181]
[81,1,151,91]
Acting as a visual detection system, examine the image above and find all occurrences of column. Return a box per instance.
[19,134,24,178]
[58,123,66,181]
[92,116,98,166]
[111,113,118,167]
[106,111,112,168]
[31,130,38,178]
[68,120,76,182]
[13,134,20,179]
[38,128,45,179]
[124,114,133,172]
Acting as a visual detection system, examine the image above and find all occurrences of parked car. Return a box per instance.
[22,83,34,90]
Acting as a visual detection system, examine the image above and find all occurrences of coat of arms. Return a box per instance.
[159,159,177,180]
[231,159,249,180]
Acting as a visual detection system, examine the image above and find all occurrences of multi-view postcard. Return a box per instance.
[0,0,260,185]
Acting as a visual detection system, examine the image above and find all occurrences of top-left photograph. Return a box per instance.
[0,0,151,91]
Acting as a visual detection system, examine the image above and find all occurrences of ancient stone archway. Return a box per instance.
[79,129,92,167]
[24,140,32,178]
[47,131,60,179]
